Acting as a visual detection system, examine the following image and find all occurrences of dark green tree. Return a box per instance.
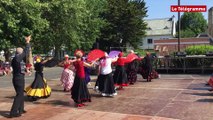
[97,0,147,51]
[177,12,207,38]
[0,0,48,61]
[41,0,106,58]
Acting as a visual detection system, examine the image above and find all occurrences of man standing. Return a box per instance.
[143,52,153,82]
[9,35,31,118]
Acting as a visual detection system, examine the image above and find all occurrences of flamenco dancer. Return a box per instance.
[96,52,118,97]
[60,54,75,92]
[126,50,139,85]
[25,57,51,101]
[143,52,153,82]
[207,73,213,91]
[113,52,129,90]
[71,50,97,107]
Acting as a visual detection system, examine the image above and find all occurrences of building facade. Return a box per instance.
[154,37,213,56]
[208,7,213,38]
[140,16,176,50]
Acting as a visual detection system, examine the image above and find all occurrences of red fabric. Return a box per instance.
[64,63,70,69]
[208,76,213,88]
[87,49,105,62]
[63,60,71,69]
[126,53,138,63]
[118,52,124,57]
[116,57,127,66]
[74,60,85,79]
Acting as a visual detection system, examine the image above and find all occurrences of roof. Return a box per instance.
[145,16,175,36]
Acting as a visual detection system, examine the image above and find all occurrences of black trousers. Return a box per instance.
[10,74,25,115]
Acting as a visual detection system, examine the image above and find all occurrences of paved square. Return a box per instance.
[0,67,212,120]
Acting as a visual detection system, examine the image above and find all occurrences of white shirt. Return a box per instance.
[100,58,112,75]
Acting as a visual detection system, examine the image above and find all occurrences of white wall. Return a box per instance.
[139,35,173,49]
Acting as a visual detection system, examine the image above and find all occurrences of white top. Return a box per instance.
[100,58,112,75]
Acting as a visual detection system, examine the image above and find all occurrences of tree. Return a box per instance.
[0,0,48,61]
[41,0,106,58]
[177,12,207,38]
[97,0,147,51]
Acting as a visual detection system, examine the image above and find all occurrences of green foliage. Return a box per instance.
[185,45,213,55]
[0,0,48,50]
[98,0,147,51]
[41,0,106,56]
[177,12,207,38]
[178,29,196,38]
[134,48,146,56]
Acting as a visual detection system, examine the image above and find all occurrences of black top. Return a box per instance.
[34,62,43,73]
[11,43,31,75]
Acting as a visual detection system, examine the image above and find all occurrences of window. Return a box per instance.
[147,39,153,44]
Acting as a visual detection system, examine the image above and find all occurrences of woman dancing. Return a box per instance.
[60,55,75,92]
[71,50,97,107]
[25,57,51,101]
[96,52,118,97]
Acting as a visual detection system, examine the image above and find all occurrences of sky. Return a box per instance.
[144,0,213,21]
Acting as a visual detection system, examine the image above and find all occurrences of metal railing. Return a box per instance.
[154,56,213,74]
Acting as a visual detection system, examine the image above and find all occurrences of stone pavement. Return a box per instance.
[0,68,213,120]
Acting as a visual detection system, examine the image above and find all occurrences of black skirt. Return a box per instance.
[97,73,116,95]
[71,76,91,104]
[113,66,128,86]
[25,72,51,99]
[127,70,137,84]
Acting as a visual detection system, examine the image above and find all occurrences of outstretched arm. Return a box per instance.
[16,36,31,62]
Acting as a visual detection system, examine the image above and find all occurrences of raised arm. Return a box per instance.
[16,35,31,62]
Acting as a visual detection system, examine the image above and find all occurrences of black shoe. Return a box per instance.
[9,113,21,118]
[20,110,27,114]
[208,89,213,91]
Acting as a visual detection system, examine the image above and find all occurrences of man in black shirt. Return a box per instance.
[9,35,31,118]
[143,52,153,82]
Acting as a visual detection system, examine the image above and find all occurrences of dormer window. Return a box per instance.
[164,26,169,29]
[147,27,152,30]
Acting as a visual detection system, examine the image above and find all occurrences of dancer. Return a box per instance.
[71,50,97,107]
[143,52,153,82]
[96,52,118,96]
[10,35,31,118]
[60,55,75,92]
[207,73,213,91]
[25,57,52,101]
[113,52,129,90]
[126,50,139,85]
[83,58,92,85]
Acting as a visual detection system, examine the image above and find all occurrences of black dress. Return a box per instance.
[71,60,91,105]
[126,60,139,84]
[25,62,51,101]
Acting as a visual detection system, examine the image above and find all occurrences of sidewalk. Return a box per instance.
[0,73,212,120]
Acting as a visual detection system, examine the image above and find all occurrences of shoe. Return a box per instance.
[208,89,213,91]
[113,92,117,96]
[20,110,27,114]
[109,94,114,97]
[101,93,107,97]
[77,104,84,107]
[88,82,92,86]
[9,113,21,118]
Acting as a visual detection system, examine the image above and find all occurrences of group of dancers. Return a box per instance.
[57,50,157,107]
[9,40,159,117]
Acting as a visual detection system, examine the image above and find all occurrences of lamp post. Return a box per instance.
[178,0,181,52]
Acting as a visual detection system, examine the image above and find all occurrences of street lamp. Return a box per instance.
[178,0,181,52]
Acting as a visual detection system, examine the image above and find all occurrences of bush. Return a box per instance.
[185,45,213,55]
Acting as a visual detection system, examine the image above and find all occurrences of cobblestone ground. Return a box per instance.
[0,67,212,120]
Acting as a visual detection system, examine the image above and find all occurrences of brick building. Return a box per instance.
[154,37,213,56]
